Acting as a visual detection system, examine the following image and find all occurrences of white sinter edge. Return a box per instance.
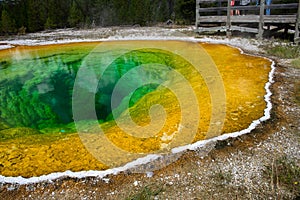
[0,154,162,185]
[172,54,275,153]
[0,44,14,50]
[0,36,275,184]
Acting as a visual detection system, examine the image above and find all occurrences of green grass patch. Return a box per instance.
[294,81,300,106]
[126,184,164,200]
[265,44,300,59]
[264,156,300,196]
[291,58,300,69]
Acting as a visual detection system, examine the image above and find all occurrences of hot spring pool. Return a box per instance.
[0,41,271,177]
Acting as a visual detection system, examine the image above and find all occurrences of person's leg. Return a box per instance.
[231,0,235,15]
[235,1,240,15]
[266,0,271,15]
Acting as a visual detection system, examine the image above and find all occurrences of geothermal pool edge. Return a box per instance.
[0,38,275,184]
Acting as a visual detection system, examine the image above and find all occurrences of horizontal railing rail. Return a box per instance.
[198,3,298,12]
[196,0,300,44]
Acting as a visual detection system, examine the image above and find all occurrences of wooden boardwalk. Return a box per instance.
[195,0,300,44]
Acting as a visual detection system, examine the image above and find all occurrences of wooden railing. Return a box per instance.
[195,0,300,44]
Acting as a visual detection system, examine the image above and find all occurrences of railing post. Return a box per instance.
[257,0,265,39]
[226,0,232,37]
[196,0,200,30]
[218,0,222,15]
[294,0,300,45]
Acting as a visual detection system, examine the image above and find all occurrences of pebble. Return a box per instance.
[146,171,153,178]
[133,181,139,186]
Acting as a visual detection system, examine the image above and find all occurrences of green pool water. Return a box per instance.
[0,42,200,138]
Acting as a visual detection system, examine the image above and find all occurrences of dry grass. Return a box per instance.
[291,58,300,69]
[263,156,300,199]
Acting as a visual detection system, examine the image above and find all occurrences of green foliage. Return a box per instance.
[264,156,300,196]
[27,0,47,32]
[294,81,300,106]
[0,0,195,34]
[291,57,300,69]
[44,17,57,30]
[175,0,195,24]
[128,0,151,25]
[68,1,84,27]
[157,0,169,22]
[1,9,16,34]
[93,0,115,26]
[126,185,164,200]
[47,0,71,28]
[266,44,300,59]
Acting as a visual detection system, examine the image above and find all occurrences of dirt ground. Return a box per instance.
[0,27,299,199]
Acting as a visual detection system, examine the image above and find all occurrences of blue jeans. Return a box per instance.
[266,0,272,15]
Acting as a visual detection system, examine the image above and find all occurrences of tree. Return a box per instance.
[1,9,16,34]
[112,0,130,25]
[175,0,195,24]
[68,1,84,27]
[73,0,93,27]
[0,0,196,34]
[44,17,56,29]
[128,0,151,25]
[46,0,71,28]
[27,0,47,32]
[157,0,169,22]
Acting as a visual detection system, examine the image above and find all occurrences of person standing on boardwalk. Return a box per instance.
[235,0,240,15]
[266,0,272,15]
[240,0,250,15]
[231,0,235,15]
[230,0,240,15]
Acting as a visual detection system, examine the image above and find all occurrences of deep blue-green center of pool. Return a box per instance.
[0,44,185,136]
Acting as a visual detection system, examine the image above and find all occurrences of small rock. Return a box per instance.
[133,181,139,186]
[146,171,153,178]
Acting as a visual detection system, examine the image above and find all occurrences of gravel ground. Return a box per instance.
[0,27,299,199]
